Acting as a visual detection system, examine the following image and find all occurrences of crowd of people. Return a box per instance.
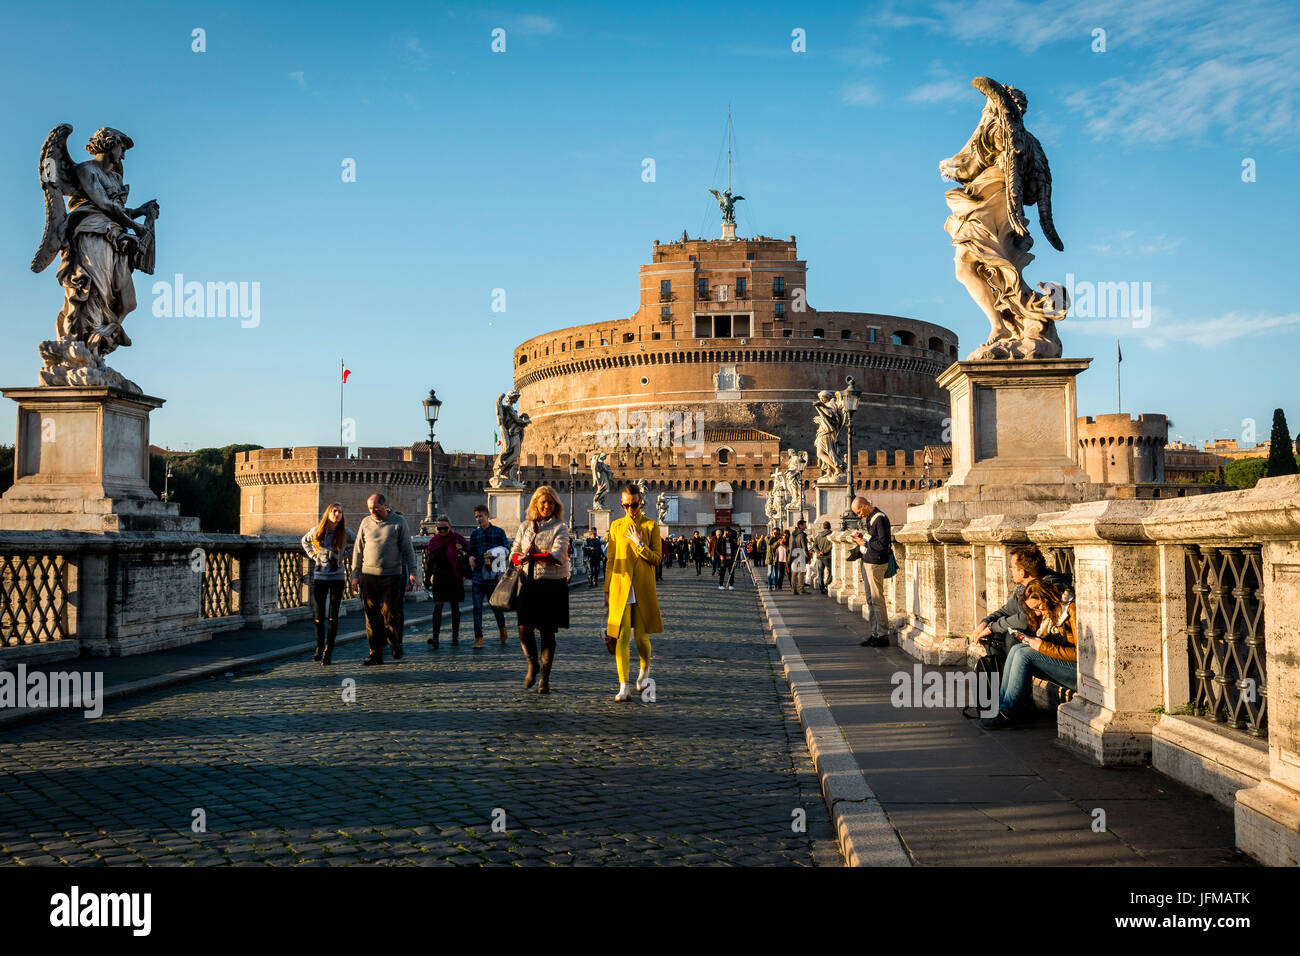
[298,488,1076,722]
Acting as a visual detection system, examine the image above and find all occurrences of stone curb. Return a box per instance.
[748,563,911,867]
[1,570,597,730]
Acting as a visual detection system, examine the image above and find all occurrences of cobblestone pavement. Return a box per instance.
[0,563,838,866]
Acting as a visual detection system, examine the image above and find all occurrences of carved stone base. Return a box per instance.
[486,486,529,538]
[0,386,195,533]
[587,508,611,535]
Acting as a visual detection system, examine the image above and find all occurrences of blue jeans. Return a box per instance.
[472,580,506,638]
[766,564,777,587]
[999,642,1078,716]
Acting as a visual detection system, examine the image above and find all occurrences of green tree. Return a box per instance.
[149,443,262,532]
[0,444,13,497]
[1224,457,1268,490]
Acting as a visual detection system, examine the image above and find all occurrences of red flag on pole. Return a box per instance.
[342,362,351,384]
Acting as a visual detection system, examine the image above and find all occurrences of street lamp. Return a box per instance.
[920,448,940,490]
[421,389,442,534]
[161,457,173,503]
[568,456,579,533]
[839,376,862,530]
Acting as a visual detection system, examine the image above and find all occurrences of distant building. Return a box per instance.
[1077,414,1167,484]
[1204,438,1271,461]
[1165,441,1224,483]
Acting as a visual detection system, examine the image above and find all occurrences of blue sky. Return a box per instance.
[1,0,1296,454]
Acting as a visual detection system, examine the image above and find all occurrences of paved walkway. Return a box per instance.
[757,571,1249,866]
[0,563,837,866]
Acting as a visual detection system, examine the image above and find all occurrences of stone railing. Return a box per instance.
[0,532,433,664]
[857,474,1300,866]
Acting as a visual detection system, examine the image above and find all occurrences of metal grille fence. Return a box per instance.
[200,550,239,619]
[0,552,72,646]
[277,550,308,610]
[1186,545,1267,739]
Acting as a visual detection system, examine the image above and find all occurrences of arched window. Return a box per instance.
[892,331,916,347]
[717,447,732,464]
[928,336,943,351]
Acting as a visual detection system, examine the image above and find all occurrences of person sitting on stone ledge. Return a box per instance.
[980,578,1078,730]
[973,544,1072,661]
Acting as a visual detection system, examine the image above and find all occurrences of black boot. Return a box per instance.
[312,619,325,662]
[538,644,554,695]
[322,617,337,666]
[520,632,539,688]
[427,603,442,649]
[450,608,460,646]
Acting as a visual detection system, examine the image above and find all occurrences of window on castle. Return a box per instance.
[623,332,635,343]
[651,332,661,340]
[660,279,671,296]
[783,329,793,338]
[714,314,732,338]
[697,278,708,297]
[736,277,747,297]
[775,303,785,318]
[733,314,750,336]
[773,276,785,294]
[868,327,879,342]
[661,305,671,319]
[575,340,584,349]
[694,315,711,337]
[841,330,852,339]
[813,328,824,339]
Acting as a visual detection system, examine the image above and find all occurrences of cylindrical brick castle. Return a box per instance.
[512,234,958,458]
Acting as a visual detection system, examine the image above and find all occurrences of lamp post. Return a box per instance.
[420,389,442,534]
[920,448,939,490]
[568,456,579,532]
[161,457,173,503]
[839,376,862,530]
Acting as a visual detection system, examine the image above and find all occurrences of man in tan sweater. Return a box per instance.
[349,493,419,665]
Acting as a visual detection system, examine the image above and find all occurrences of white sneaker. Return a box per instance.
[636,665,652,692]
[614,683,632,702]
[717,584,724,589]
[728,585,734,590]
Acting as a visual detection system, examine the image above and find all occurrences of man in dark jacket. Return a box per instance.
[583,528,605,588]
[845,497,891,646]
[974,544,1072,658]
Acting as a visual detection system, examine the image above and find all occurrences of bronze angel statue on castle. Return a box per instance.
[30,124,159,393]
[940,77,1067,360]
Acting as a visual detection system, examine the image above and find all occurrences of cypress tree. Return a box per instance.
[1266,409,1299,476]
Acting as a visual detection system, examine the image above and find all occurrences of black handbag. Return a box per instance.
[489,552,533,612]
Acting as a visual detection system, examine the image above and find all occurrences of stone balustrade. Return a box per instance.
[832,474,1299,866]
[1,532,432,662]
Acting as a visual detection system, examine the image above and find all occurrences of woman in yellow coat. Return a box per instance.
[604,485,663,701]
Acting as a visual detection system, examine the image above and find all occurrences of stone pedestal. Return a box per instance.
[939,358,1093,489]
[815,479,849,529]
[0,386,196,532]
[588,507,611,535]
[894,358,1113,663]
[485,486,528,538]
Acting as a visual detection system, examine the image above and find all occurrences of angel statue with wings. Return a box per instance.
[590,452,614,509]
[812,390,845,482]
[490,390,530,488]
[939,78,1068,360]
[31,125,159,393]
[708,187,744,224]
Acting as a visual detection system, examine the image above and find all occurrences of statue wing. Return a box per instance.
[732,195,744,203]
[708,188,723,206]
[1023,130,1064,251]
[1002,116,1033,241]
[31,124,82,273]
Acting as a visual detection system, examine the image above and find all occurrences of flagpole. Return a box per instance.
[1117,340,1122,413]
[339,357,344,446]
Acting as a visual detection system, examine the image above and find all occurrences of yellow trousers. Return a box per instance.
[615,604,652,683]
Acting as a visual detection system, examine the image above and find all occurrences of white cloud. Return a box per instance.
[841,82,881,107]
[1064,310,1300,348]
[288,71,306,88]
[1090,231,1183,255]
[515,14,558,36]
[907,78,967,104]
[878,0,1300,145]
